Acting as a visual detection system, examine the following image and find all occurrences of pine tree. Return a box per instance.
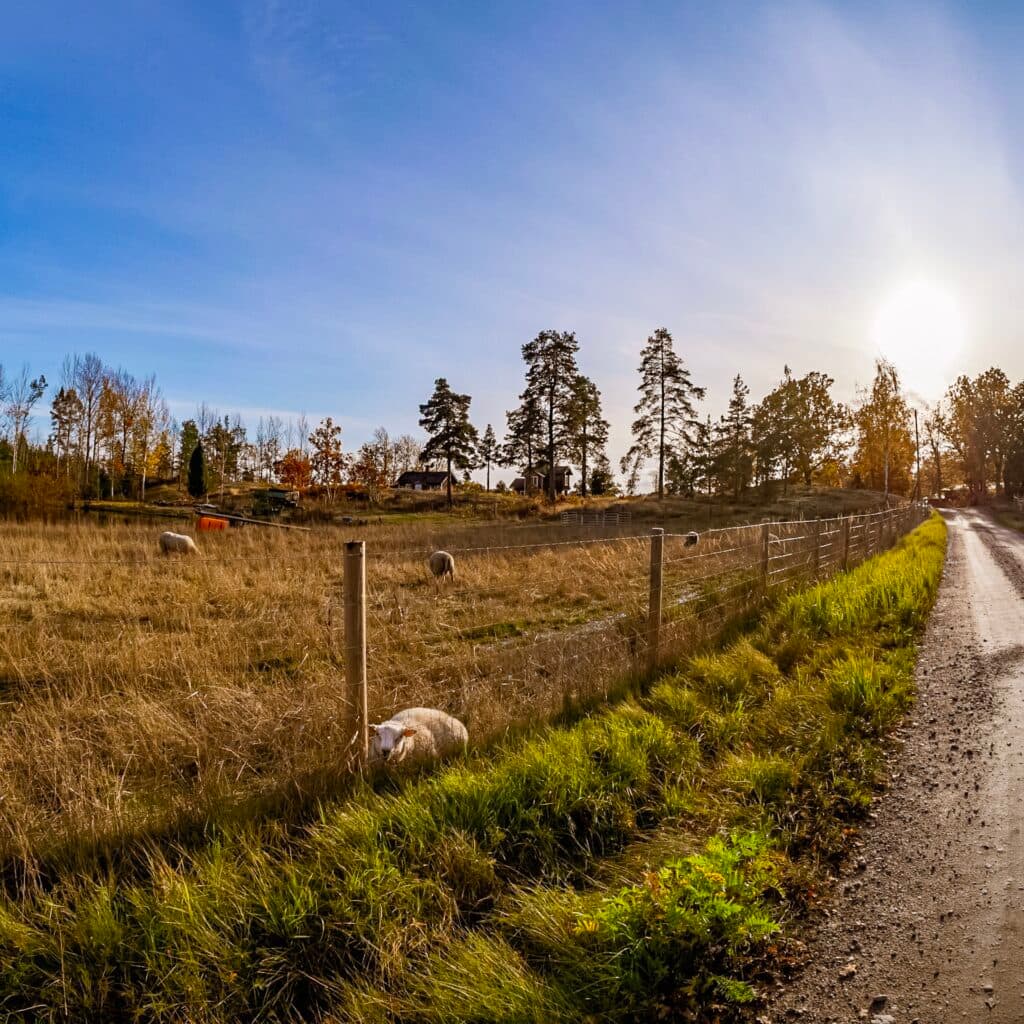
[692,414,715,498]
[520,330,580,502]
[588,453,618,496]
[715,374,753,499]
[188,440,207,498]
[418,378,479,509]
[622,328,705,498]
[502,394,545,491]
[49,386,84,477]
[565,375,609,497]
[178,420,200,488]
[478,424,498,491]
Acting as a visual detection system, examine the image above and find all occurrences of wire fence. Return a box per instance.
[0,502,931,770]
[335,501,931,758]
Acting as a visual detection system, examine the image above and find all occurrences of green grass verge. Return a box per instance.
[0,515,946,1023]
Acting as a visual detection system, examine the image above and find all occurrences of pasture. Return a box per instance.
[0,494,914,869]
[0,513,947,1021]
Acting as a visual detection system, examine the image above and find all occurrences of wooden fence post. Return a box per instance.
[344,540,369,767]
[646,528,665,673]
[842,517,851,571]
[760,522,771,591]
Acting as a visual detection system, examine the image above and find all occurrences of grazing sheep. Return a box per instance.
[368,707,468,767]
[428,550,456,582]
[159,531,200,556]
[684,531,700,547]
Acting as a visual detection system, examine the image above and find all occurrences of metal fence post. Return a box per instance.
[344,540,369,767]
[760,522,771,591]
[842,517,851,570]
[646,528,665,673]
[812,518,822,579]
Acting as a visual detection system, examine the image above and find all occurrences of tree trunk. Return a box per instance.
[446,450,453,509]
[547,386,556,504]
[658,357,666,500]
[580,426,588,499]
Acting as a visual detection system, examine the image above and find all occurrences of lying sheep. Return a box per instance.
[368,707,468,767]
[428,550,456,582]
[684,531,700,547]
[159,531,200,556]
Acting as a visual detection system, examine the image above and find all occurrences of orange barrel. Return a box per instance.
[197,515,229,531]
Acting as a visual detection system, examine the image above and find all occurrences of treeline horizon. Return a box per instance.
[2,331,1024,512]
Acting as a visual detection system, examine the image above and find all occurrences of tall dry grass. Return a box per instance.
[0,503,918,868]
[0,516,672,864]
[0,514,946,1023]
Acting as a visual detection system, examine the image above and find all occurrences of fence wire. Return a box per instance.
[0,503,930,753]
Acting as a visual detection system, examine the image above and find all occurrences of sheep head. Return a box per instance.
[368,722,418,763]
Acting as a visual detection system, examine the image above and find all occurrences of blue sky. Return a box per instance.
[4,1,1024,475]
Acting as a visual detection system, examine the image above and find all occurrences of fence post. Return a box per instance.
[812,518,821,579]
[842,517,851,570]
[343,540,369,768]
[760,522,771,591]
[646,528,665,673]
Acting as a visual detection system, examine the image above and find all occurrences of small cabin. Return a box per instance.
[511,466,573,495]
[395,471,452,491]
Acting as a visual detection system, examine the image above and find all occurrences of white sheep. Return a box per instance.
[428,550,456,582]
[159,531,200,556]
[368,707,468,767]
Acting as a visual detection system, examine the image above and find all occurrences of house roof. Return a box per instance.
[396,470,451,485]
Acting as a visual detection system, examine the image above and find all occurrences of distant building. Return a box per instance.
[395,470,453,491]
[511,466,573,495]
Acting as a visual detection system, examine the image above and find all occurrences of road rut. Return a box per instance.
[769,509,1024,1023]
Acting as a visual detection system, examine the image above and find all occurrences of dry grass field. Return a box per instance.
[0,512,946,1022]
[0,490,901,870]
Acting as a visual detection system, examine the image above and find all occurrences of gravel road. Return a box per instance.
[767,509,1024,1023]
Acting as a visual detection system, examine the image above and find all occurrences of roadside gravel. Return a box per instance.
[767,509,1024,1023]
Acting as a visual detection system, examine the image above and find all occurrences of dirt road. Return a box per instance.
[769,509,1024,1023]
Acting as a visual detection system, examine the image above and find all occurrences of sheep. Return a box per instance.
[368,707,468,767]
[428,550,456,582]
[684,531,700,547]
[159,531,200,556]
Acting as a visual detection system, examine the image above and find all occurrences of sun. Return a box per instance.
[871,280,967,393]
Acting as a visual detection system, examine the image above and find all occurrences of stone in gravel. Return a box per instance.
[839,964,857,980]
[869,994,889,1012]
[870,1015,896,1024]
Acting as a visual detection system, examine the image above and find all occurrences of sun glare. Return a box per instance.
[872,280,967,392]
